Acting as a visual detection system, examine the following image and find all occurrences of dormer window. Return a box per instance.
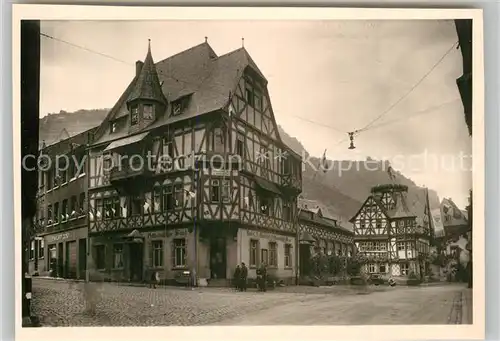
[131,106,139,126]
[173,102,182,116]
[144,104,154,120]
[245,78,263,111]
[111,122,117,133]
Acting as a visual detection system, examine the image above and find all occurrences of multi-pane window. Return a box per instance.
[70,196,77,217]
[78,193,85,214]
[130,197,142,216]
[283,201,292,221]
[173,239,186,268]
[211,180,220,202]
[221,180,230,202]
[245,85,254,107]
[397,242,405,251]
[54,202,59,223]
[212,127,225,152]
[249,240,258,267]
[94,245,106,270]
[245,80,263,111]
[259,196,271,215]
[400,262,409,275]
[284,244,292,268]
[95,199,103,219]
[319,240,327,255]
[110,122,117,133]
[174,184,183,208]
[103,198,113,219]
[62,199,68,220]
[172,102,182,116]
[236,133,245,158]
[162,137,174,158]
[47,169,53,189]
[131,106,139,125]
[29,241,35,259]
[153,188,162,212]
[113,244,123,268]
[143,104,154,120]
[47,204,53,224]
[268,242,277,267]
[152,240,163,267]
[162,186,174,211]
[39,239,44,259]
[368,264,376,273]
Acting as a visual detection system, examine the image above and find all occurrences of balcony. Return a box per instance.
[109,161,152,183]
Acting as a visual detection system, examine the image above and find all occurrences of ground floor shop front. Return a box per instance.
[362,259,425,278]
[88,223,297,286]
[30,226,88,279]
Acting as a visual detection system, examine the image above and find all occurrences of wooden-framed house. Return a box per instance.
[86,40,302,285]
[349,184,432,278]
[297,199,354,278]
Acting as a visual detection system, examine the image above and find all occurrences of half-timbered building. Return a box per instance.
[86,40,302,285]
[297,200,354,278]
[349,184,432,277]
[30,129,94,279]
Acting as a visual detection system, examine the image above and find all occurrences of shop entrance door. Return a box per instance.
[209,237,226,279]
[129,243,143,282]
[78,239,87,280]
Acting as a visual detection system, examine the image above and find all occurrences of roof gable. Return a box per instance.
[349,196,390,223]
[441,198,468,226]
[93,43,263,146]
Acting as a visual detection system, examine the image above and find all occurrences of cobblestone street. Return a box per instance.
[31,278,471,326]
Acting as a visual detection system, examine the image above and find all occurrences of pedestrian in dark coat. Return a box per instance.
[240,262,248,292]
[233,265,241,291]
[258,262,268,292]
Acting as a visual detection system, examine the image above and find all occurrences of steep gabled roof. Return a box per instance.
[385,192,416,219]
[441,198,468,227]
[349,195,390,223]
[93,43,264,146]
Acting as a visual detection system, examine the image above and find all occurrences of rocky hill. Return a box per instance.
[39,109,440,225]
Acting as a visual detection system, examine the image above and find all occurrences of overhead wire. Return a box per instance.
[42,32,460,153]
[354,40,459,135]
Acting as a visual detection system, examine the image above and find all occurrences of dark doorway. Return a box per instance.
[65,241,77,279]
[79,239,87,280]
[299,244,312,277]
[129,242,144,282]
[57,243,64,278]
[210,237,226,279]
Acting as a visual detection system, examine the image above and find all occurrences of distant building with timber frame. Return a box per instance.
[349,184,432,278]
[86,40,303,285]
[297,199,354,278]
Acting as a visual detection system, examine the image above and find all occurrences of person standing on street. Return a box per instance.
[233,264,241,291]
[240,262,248,292]
[258,262,268,292]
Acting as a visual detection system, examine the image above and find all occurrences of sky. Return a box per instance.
[40,20,472,209]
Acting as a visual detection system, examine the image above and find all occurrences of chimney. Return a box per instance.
[135,60,144,77]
